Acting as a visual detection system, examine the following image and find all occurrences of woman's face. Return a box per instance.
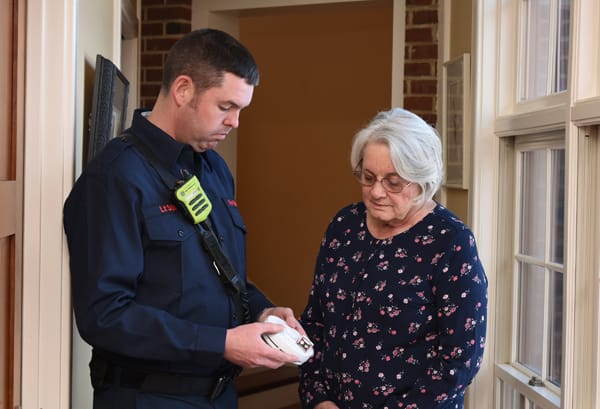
[360,142,417,228]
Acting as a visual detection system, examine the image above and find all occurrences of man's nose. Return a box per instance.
[224,111,240,128]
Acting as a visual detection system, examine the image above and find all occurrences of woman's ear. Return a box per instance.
[171,75,194,107]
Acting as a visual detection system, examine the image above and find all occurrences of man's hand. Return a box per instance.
[258,306,307,336]
[223,321,299,368]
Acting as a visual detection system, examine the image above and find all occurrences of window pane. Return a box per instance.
[524,0,551,99]
[554,0,570,92]
[548,270,563,386]
[550,149,565,263]
[522,0,570,99]
[518,262,545,374]
[520,150,547,258]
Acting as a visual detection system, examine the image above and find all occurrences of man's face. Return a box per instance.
[177,72,254,152]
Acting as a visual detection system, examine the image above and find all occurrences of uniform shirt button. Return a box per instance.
[177,230,185,237]
[219,235,225,242]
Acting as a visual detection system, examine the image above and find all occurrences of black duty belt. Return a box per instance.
[96,363,233,399]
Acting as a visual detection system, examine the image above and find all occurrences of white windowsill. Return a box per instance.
[496,363,560,409]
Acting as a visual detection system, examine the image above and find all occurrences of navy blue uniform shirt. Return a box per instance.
[63,109,273,376]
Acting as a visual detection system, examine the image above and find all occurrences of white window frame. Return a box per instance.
[495,133,565,409]
[468,0,600,409]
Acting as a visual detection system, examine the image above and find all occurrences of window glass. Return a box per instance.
[522,0,570,99]
[554,0,570,92]
[517,262,545,374]
[515,138,565,394]
[550,149,565,263]
[548,270,563,387]
[524,0,551,99]
[520,150,547,258]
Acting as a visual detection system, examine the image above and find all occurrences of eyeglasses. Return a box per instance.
[353,170,412,193]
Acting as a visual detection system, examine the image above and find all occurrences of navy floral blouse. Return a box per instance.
[299,202,487,409]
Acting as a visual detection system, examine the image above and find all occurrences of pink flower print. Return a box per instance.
[392,346,404,357]
[426,346,438,358]
[326,301,335,313]
[460,262,472,276]
[414,254,423,263]
[382,305,400,318]
[329,272,338,283]
[408,322,421,333]
[405,355,420,365]
[341,372,353,383]
[353,337,366,349]
[374,280,387,291]
[329,238,341,249]
[352,251,363,262]
[377,260,390,271]
[394,248,408,258]
[464,317,477,331]
[441,304,458,317]
[435,393,449,403]
[427,368,443,380]
[366,322,380,333]
[358,359,370,372]
[357,230,366,240]
[415,234,435,245]
[448,346,464,358]
[372,383,395,397]
[336,288,347,300]
[352,308,363,321]
[431,252,444,265]
[409,275,423,286]
[336,257,346,267]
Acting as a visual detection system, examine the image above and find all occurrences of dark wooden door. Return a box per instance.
[1,0,24,408]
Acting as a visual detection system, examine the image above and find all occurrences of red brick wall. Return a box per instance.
[140,0,191,108]
[138,1,439,123]
[404,0,439,125]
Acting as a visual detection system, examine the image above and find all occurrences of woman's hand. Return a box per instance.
[314,401,340,409]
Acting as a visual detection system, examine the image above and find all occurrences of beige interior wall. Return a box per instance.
[237,1,393,313]
[450,0,471,58]
[72,2,121,408]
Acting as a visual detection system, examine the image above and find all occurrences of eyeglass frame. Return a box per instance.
[352,168,412,193]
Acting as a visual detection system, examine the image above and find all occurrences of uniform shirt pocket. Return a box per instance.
[138,204,195,309]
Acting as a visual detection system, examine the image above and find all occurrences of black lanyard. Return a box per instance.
[122,132,251,325]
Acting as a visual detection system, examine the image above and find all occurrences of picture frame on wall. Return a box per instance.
[86,54,130,164]
[442,53,470,189]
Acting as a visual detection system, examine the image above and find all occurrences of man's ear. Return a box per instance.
[171,75,194,107]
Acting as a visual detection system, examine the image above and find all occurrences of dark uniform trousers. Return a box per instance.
[93,383,238,409]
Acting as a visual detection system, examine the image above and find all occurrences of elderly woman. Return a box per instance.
[299,108,487,409]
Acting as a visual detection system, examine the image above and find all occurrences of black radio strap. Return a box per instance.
[123,132,251,325]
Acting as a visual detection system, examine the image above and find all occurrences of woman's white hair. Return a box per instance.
[350,108,443,202]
